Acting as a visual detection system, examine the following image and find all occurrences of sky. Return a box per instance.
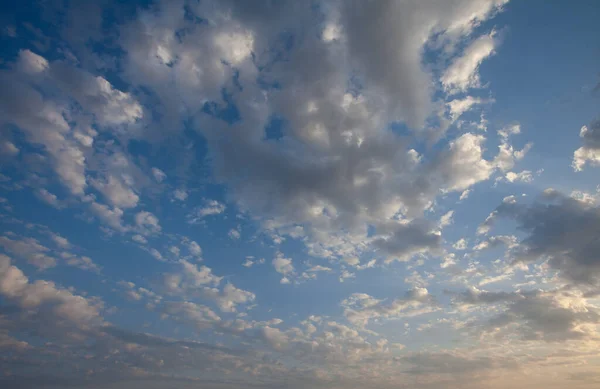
[0,0,599,388]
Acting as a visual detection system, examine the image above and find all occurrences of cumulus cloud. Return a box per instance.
[447,96,492,122]
[0,140,19,157]
[273,253,294,284]
[16,49,48,74]
[342,288,436,327]
[497,170,534,184]
[187,199,226,223]
[151,167,167,183]
[0,254,103,330]
[433,133,496,191]
[91,175,140,209]
[480,190,600,285]
[135,211,161,234]
[242,257,265,268]
[35,188,64,209]
[1,47,146,201]
[203,283,256,312]
[5,1,589,388]
[0,235,57,269]
[166,260,223,292]
[86,0,516,271]
[442,31,499,94]
[89,201,127,232]
[0,74,87,195]
[454,288,600,342]
[453,238,468,250]
[185,240,202,257]
[372,220,442,262]
[45,61,143,127]
[228,227,241,240]
[173,189,188,201]
[573,120,600,171]
[162,301,221,330]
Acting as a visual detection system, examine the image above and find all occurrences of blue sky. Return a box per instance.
[1,1,600,388]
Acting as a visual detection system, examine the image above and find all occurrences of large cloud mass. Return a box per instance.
[1,1,599,389]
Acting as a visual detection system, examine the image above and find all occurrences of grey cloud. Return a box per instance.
[482,190,600,285]
[0,50,151,207]
[578,119,600,149]
[573,119,600,171]
[340,0,432,127]
[107,0,512,264]
[0,235,57,269]
[342,288,436,327]
[372,220,442,262]
[0,254,104,344]
[45,60,143,127]
[454,287,522,305]
[0,73,87,195]
[453,287,600,342]
[486,292,600,342]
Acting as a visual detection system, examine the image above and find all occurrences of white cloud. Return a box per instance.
[442,32,498,94]
[441,253,457,268]
[498,170,533,184]
[573,121,600,171]
[459,189,471,201]
[49,64,143,127]
[173,189,188,201]
[187,199,226,223]
[132,234,147,244]
[306,265,333,272]
[453,238,468,250]
[446,96,491,122]
[243,257,265,268]
[148,248,164,261]
[91,175,139,209]
[50,233,70,248]
[439,210,454,228]
[342,288,435,327]
[228,228,241,240]
[90,202,126,232]
[35,188,63,209]
[0,235,56,269]
[135,211,161,234]
[61,253,101,273]
[162,301,221,330]
[259,326,289,350]
[573,146,600,171]
[16,49,48,74]
[498,124,521,140]
[213,30,254,65]
[151,167,167,183]
[0,254,102,327]
[204,283,255,312]
[438,133,496,191]
[339,270,356,283]
[165,260,222,294]
[273,253,294,284]
[186,240,202,257]
[0,140,19,156]
[6,2,596,387]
